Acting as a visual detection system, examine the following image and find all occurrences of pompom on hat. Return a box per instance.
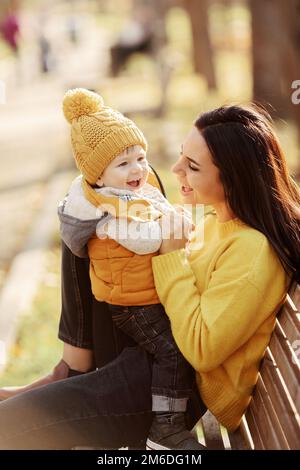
[62,88,147,184]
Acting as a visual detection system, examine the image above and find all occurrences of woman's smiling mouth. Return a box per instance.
[181,185,194,195]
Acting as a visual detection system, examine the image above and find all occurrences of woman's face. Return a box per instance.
[172,127,225,207]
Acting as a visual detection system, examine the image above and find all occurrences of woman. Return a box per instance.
[0,104,299,449]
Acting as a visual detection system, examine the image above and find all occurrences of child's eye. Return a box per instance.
[118,162,128,167]
[138,156,145,161]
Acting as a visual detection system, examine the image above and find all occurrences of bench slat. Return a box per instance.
[219,425,232,450]
[200,411,225,449]
[256,375,291,448]
[260,354,300,449]
[277,301,300,345]
[244,406,265,449]
[228,416,252,450]
[246,378,289,449]
[268,324,300,410]
[192,418,207,447]
[290,283,300,309]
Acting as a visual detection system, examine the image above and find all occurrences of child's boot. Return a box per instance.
[146,412,207,450]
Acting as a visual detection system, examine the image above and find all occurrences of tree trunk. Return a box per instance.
[279,0,300,177]
[250,0,288,117]
[184,0,217,90]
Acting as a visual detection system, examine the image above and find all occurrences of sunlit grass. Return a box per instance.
[0,247,62,386]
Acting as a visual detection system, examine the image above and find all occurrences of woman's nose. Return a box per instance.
[172,159,184,175]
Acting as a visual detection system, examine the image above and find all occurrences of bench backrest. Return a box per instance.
[197,282,300,450]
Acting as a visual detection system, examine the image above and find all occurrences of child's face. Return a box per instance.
[96,146,149,191]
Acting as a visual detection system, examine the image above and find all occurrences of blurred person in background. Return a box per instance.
[110,4,155,77]
[0,1,20,56]
[36,9,54,74]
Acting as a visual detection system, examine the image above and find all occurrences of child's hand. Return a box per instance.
[96,222,109,240]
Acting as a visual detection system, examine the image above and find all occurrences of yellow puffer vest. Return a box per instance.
[86,169,163,306]
[88,237,160,305]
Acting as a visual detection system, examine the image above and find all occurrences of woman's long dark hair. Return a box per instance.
[195,104,300,283]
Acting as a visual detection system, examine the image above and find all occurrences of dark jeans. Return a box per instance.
[0,242,207,449]
[110,304,194,411]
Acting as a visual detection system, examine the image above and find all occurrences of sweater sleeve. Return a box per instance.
[152,243,282,373]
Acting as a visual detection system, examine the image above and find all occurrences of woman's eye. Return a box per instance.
[188,164,199,171]
[118,162,128,167]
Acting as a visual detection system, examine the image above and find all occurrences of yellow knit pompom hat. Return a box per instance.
[62,88,148,184]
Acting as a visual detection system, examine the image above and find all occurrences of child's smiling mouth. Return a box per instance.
[127,179,141,188]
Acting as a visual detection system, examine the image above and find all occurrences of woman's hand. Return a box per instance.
[159,209,194,255]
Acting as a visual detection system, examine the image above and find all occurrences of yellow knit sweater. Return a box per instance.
[152,214,289,431]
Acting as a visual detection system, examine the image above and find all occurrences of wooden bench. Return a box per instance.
[193,281,300,450]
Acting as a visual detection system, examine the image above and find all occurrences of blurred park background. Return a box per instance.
[0,0,300,386]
